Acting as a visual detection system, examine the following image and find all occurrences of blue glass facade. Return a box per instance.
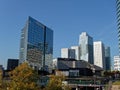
[105,46,111,70]
[19,16,53,70]
[116,0,120,53]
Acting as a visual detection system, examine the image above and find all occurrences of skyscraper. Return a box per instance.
[116,0,120,53]
[105,46,111,70]
[79,32,94,64]
[19,16,53,71]
[93,41,105,69]
[61,48,75,59]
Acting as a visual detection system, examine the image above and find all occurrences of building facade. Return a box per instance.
[52,58,57,69]
[93,41,105,69]
[19,16,53,71]
[0,65,3,70]
[116,0,120,53]
[105,46,111,70]
[79,32,94,64]
[55,58,103,77]
[61,48,75,59]
[55,58,103,90]
[114,55,120,71]
[7,59,19,70]
[71,46,80,60]
[56,58,93,76]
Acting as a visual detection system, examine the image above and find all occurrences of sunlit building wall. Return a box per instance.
[114,55,120,71]
[93,41,105,69]
[71,46,80,60]
[61,48,75,59]
[79,32,94,64]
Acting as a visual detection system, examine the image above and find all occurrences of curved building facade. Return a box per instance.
[116,0,120,53]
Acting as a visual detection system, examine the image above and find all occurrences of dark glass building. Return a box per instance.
[105,46,111,70]
[19,16,53,71]
[7,59,19,70]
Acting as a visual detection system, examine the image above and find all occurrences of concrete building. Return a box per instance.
[54,58,104,90]
[61,48,75,59]
[19,16,53,71]
[94,41,105,69]
[53,58,93,74]
[79,32,94,64]
[71,46,80,60]
[114,55,120,71]
[55,58,103,77]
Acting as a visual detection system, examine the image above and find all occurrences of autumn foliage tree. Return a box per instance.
[0,70,3,89]
[8,62,40,90]
[0,70,8,90]
[44,71,71,90]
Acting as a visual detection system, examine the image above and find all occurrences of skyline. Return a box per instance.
[0,0,118,68]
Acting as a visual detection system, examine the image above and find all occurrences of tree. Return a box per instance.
[44,71,71,90]
[8,62,40,90]
[0,70,8,90]
[0,70,3,89]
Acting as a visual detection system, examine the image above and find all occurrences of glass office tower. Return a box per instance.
[105,46,111,70]
[116,0,120,53]
[79,32,94,64]
[19,16,53,71]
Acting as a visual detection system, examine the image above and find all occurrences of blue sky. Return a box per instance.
[0,0,118,68]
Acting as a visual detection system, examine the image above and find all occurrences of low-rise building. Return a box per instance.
[0,65,4,77]
[7,59,19,71]
[114,56,120,71]
[55,58,103,77]
[54,58,104,90]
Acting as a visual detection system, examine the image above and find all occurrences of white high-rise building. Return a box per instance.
[71,46,80,60]
[61,48,75,59]
[114,56,120,71]
[94,41,105,69]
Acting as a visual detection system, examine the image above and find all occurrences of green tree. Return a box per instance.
[8,62,40,90]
